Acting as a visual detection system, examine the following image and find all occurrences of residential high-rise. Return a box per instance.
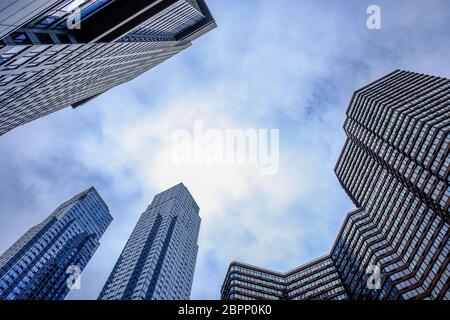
[98,183,200,300]
[221,70,450,300]
[222,257,348,300]
[0,187,112,300]
[0,0,216,135]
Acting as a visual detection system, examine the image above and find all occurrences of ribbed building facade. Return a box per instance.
[98,183,200,300]
[0,187,112,300]
[0,0,216,135]
[222,70,450,300]
[222,257,348,300]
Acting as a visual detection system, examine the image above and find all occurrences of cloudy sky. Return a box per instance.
[0,0,449,300]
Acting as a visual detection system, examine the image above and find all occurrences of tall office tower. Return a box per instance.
[222,70,450,300]
[0,187,112,300]
[0,0,216,135]
[98,183,200,300]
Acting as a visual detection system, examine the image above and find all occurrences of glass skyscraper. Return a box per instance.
[0,0,216,135]
[98,183,200,300]
[0,187,112,300]
[222,70,450,300]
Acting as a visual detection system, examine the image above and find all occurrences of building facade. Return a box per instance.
[222,257,348,300]
[98,183,200,300]
[0,187,112,300]
[0,0,216,135]
[222,70,450,300]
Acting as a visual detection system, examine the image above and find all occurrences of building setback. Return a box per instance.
[222,257,348,300]
[221,70,450,300]
[0,0,216,135]
[98,183,200,300]
[0,187,112,300]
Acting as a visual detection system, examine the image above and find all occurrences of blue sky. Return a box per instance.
[0,0,449,300]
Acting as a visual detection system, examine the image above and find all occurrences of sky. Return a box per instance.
[0,0,449,300]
